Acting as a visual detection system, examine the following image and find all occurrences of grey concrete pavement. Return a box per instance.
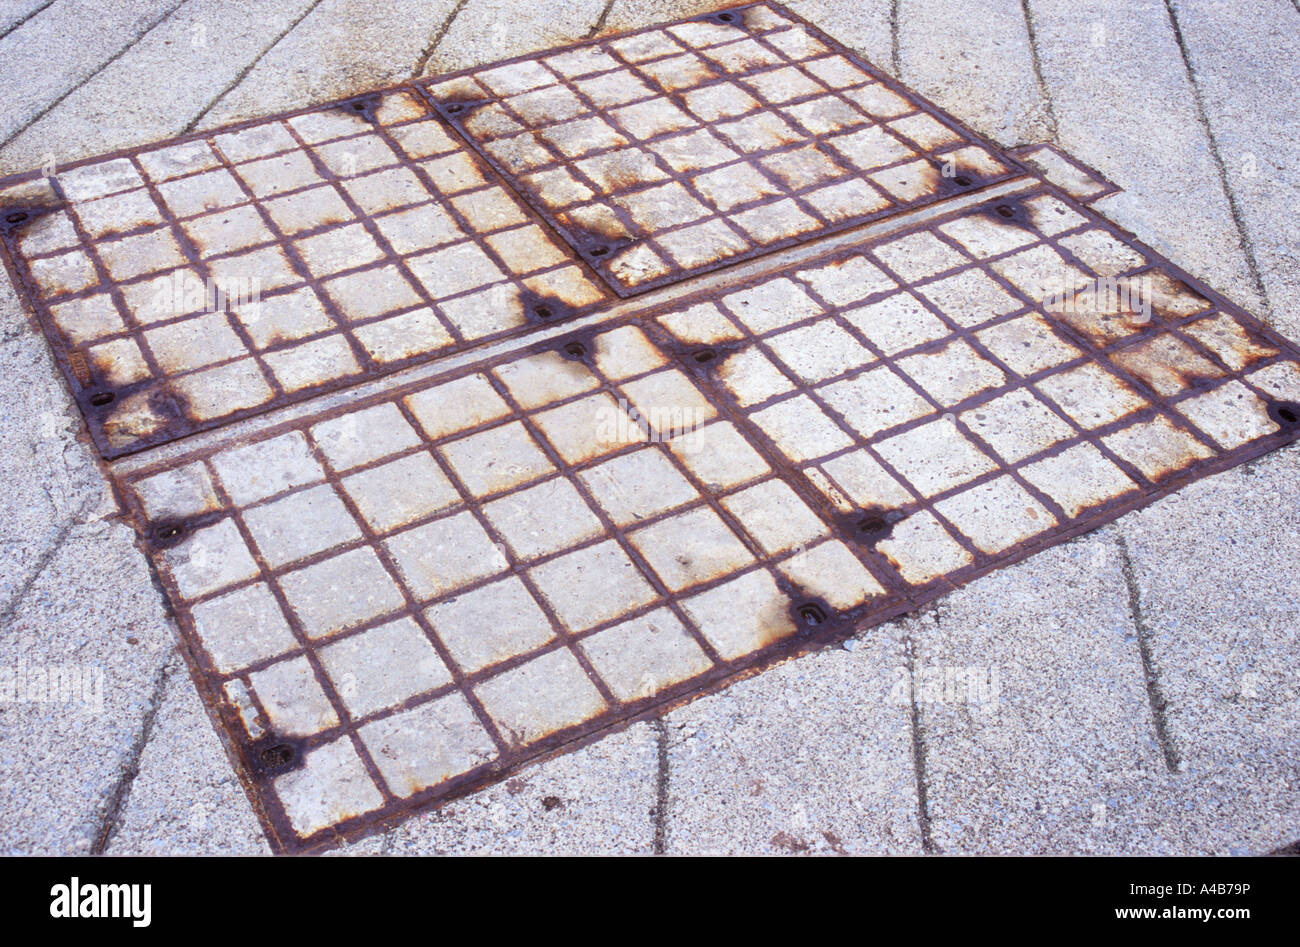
[0,0,1297,855]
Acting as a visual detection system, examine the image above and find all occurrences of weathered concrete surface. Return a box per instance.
[0,0,1297,856]
[1118,448,1300,855]
[421,0,612,76]
[103,659,270,856]
[0,0,321,175]
[197,0,463,129]
[1163,0,1300,337]
[662,623,922,855]
[383,722,659,855]
[1027,0,1262,314]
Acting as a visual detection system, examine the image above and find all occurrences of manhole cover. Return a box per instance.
[116,320,908,850]
[644,183,1300,585]
[424,3,1022,295]
[113,180,1300,851]
[0,90,609,457]
[5,0,1299,854]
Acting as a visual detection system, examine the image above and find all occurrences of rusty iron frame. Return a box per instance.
[418,2,1028,296]
[111,179,1300,853]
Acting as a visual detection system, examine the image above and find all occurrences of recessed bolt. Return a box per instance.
[260,744,295,769]
[797,602,827,626]
[857,515,887,535]
[1268,401,1300,426]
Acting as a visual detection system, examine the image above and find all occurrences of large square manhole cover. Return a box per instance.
[116,320,911,850]
[113,180,1300,851]
[423,3,1023,296]
[0,89,610,457]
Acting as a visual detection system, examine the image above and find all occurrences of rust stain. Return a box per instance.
[1111,335,1225,397]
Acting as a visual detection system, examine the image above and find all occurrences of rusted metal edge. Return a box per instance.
[1008,141,1122,204]
[413,0,1032,297]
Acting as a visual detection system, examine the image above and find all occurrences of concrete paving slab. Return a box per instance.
[0,509,176,855]
[103,654,270,855]
[421,0,612,77]
[1027,0,1261,313]
[0,0,320,177]
[895,0,1050,146]
[604,0,736,34]
[662,622,921,854]
[905,532,1180,854]
[1117,446,1300,854]
[0,1,53,37]
[783,0,893,71]
[0,0,185,147]
[1166,0,1300,337]
[381,721,658,854]
[196,0,461,131]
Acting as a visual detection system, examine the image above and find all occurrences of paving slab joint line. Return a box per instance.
[888,0,901,77]
[1162,0,1272,319]
[585,0,617,40]
[0,0,56,43]
[92,655,177,854]
[0,0,191,150]
[1114,533,1181,775]
[0,492,100,623]
[902,623,938,853]
[182,0,330,134]
[1018,0,1059,143]
[412,0,471,78]
[652,716,670,855]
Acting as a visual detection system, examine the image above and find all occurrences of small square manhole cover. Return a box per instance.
[114,182,1300,851]
[423,3,1022,295]
[0,89,609,457]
